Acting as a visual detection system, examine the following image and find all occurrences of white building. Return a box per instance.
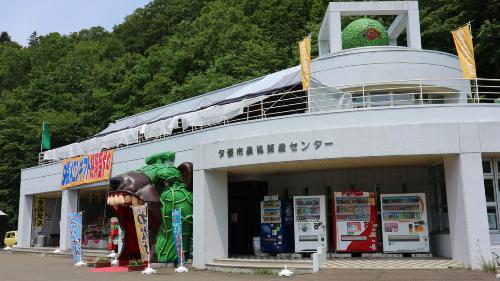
[17,1,500,269]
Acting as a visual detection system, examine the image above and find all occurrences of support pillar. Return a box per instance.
[406,8,422,49]
[16,195,33,248]
[328,11,342,53]
[59,189,78,251]
[444,153,491,269]
[192,170,228,269]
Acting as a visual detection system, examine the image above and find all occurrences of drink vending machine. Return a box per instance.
[334,191,378,252]
[260,197,294,253]
[380,193,430,253]
[293,195,327,252]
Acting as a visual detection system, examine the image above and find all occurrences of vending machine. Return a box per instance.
[293,195,327,252]
[260,198,294,253]
[334,191,378,252]
[380,193,430,253]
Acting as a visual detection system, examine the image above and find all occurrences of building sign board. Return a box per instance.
[218,140,333,159]
[61,150,114,189]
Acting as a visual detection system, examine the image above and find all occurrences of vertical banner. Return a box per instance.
[299,34,311,90]
[41,122,51,151]
[68,212,83,262]
[172,208,184,265]
[132,205,150,261]
[452,23,477,79]
[33,197,45,227]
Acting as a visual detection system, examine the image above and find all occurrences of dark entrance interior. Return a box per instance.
[228,181,268,255]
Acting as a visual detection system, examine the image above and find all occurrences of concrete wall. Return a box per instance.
[265,167,430,198]
[445,154,492,269]
[312,47,462,89]
[431,233,452,258]
[192,169,228,268]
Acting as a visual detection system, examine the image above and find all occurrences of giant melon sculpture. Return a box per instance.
[342,18,389,49]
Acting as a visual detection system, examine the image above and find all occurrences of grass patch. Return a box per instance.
[255,268,274,275]
[480,258,497,273]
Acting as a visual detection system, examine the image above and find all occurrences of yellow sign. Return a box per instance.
[34,197,45,227]
[452,23,477,79]
[299,35,311,90]
[132,205,149,261]
[61,150,114,189]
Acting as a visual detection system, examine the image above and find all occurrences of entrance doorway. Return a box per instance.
[31,192,62,247]
[79,187,112,249]
[228,181,268,255]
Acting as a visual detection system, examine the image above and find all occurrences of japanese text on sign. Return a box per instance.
[68,212,83,262]
[218,140,333,159]
[132,205,150,261]
[34,197,45,227]
[61,150,114,189]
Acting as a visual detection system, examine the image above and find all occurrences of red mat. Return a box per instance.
[89,266,129,273]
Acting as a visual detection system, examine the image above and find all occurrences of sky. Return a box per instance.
[0,0,151,45]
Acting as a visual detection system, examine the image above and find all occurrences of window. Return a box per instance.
[392,93,414,105]
[485,179,495,202]
[429,164,449,233]
[483,159,500,231]
[368,92,391,107]
[488,206,498,230]
[483,160,492,174]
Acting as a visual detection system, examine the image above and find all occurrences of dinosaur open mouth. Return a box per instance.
[107,192,145,207]
[107,191,146,264]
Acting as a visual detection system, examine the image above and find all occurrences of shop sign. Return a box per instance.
[61,150,114,189]
[217,139,333,159]
[33,197,45,227]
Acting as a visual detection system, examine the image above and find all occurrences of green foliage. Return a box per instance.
[0,32,12,43]
[95,257,110,263]
[128,259,143,266]
[480,257,497,273]
[0,0,499,228]
[256,268,274,275]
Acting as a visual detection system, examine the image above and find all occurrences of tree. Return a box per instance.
[0,31,11,43]
[28,31,39,46]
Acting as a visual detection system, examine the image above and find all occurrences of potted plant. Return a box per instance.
[94,257,111,268]
[85,258,96,267]
[127,259,144,271]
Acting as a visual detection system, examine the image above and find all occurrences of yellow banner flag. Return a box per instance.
[132,205,150,261]
[452,23,477,79]
[299,35,311,90]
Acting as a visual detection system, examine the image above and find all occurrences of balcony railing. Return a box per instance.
[38,78,500,165]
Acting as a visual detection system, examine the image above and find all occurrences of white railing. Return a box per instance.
[38,78,500,165]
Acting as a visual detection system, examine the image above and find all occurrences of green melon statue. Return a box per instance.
[342,18,389,49]
[137,152,193,263]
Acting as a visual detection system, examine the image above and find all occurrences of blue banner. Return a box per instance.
[171,208,184,265]
[68,212,83,262]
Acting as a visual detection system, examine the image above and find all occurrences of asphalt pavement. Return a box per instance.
[0,251,497,281]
